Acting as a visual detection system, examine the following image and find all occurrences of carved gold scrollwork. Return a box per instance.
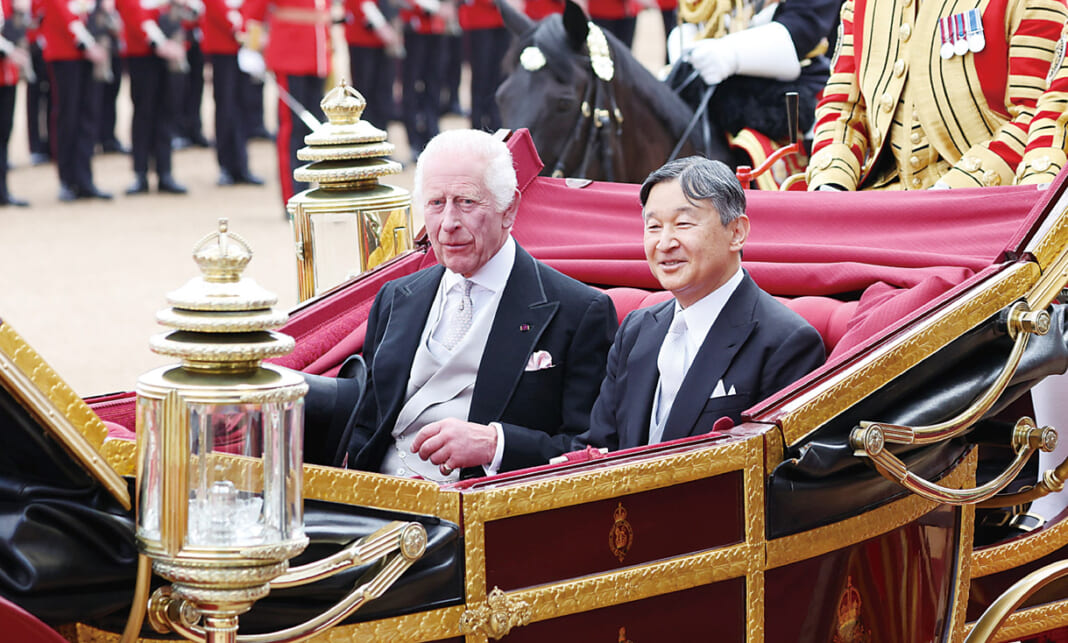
[460,587,533,640]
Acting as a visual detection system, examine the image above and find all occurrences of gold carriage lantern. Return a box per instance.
[134,219,309,642]
[289,80,413,302]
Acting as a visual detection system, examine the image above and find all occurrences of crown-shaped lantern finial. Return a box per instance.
[320,78,367,126]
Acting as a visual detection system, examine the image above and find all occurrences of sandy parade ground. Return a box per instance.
[0,12,665,398]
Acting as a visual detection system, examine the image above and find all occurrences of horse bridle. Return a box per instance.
[542,24,625,182]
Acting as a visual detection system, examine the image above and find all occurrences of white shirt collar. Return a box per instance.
[672,267,744,351]
[441,235,515,296]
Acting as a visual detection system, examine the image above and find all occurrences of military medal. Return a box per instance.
[954,13,970,56]
[967,8,985,53]
[939,17,954,59]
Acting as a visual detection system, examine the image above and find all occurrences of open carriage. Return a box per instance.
[2,128,1068,642]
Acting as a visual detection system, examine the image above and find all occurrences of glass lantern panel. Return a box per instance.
[136,396,163,542]
[185,398,304,548]
[309,210,360,298]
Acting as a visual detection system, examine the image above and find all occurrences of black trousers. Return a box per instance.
[348,44,395,128]
[594,16,635,48]
[440,32,462,112]
[210,53,252,177]
[0,85,15,198]
[401,30,443,156]
[467,27,510,132]
[97,51,122,144]
[27,42,51,157]
[48,59,99,190]
[243,72,269,136]
[274,73,325,202]
[127,55,178,177]
[178,33,205,139]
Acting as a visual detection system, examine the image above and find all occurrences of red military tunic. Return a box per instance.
[343,0,384,46]
[115,0,164,57]
[33,0,94,61]
[458,0,501,30]
[0,0,22,86]
[201,0,242,54]
[243,0,330,77]
[524,0,562,20]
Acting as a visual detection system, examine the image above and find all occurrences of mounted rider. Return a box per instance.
[666,0,840,168]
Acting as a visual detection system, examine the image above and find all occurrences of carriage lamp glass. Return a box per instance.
[135,220,308,640]
[289,80,413,302]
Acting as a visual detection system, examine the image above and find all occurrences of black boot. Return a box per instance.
[126,173,150,195]
[158,174,188,194]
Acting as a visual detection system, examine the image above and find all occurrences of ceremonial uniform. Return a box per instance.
[35,0,111,200]
[26,18,51,164]
[343,0,396,127]
[458,0,509,131]
[807,0,1068,191]
[399,0,446,157]
[1017,22,1068,184]
[116,0,187,193]
[202,0,260,183]
[0,0,27,205]
[242,0,329,204]
[523,0,561,20]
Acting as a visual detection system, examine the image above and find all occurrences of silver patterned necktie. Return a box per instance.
[655,312,689,430]
[441,279,475,351]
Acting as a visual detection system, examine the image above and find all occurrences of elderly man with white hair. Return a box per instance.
[312,129,617,481]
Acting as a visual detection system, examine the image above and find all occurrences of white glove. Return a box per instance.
[237,47,266,79]
[666,22,698,65]
[687,21,801,85]
[929,180,951,190]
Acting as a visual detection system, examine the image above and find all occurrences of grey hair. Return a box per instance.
[638,156,745,225]
[413,129,518,212]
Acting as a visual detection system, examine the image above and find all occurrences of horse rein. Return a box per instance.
[546,24,625,182]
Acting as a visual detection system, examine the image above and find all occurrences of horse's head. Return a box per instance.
[496,0,698,182]
[496,1,598,177]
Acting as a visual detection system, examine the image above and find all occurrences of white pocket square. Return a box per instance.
[525,350,555,371]
[710,380,736,398]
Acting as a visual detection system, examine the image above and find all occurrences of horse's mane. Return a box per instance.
[503,15,698,146]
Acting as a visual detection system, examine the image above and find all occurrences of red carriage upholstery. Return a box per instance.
[0,596,67,643]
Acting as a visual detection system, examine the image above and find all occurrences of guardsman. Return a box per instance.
[34,0,112,201]
[174,0,211,149]
[806,0,1068,190]
[25,4,50,165]
[116,0,189,195]
[670,0,839,165]
[1017,23,1068,185]
[91,0,127,154]
[523,0,562,20]
[398,0,451,159]
[242,0,330,206]
[343,0,400,127]
[458,0,510,131]
[0,0,29,205]
[202,0,263,184]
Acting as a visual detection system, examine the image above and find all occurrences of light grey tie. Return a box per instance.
[441,279,475,351]
[655,312,689,429]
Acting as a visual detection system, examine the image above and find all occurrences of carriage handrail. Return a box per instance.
[964,559,1068,642]
[850,301,1049,447]
[854,416,1057,505]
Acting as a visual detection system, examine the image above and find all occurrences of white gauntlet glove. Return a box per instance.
[687,21,802,85]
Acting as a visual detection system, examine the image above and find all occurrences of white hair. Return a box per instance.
[413,130,518,212]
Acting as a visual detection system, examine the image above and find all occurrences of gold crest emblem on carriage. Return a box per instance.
[609,502,634,563]
[832,577,870,643]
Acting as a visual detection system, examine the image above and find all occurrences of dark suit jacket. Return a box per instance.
[331,245,618,474]
[576,272,825,451]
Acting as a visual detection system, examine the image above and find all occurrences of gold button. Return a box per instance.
[983,169,1001,186]
[817,151,833,169]
[911,177,921,188]
[900,24,911,41]
[1033,155,1052,172]
[881,92,894,112]
[894,59,906,77]
[910,132,921,144]
[961,156,982,172]
[912,110,920,122]
[909,155,920,167]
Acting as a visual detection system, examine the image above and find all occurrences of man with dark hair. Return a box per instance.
[573,156,825,451]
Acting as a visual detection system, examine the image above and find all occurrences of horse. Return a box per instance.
[495,0,701,184]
